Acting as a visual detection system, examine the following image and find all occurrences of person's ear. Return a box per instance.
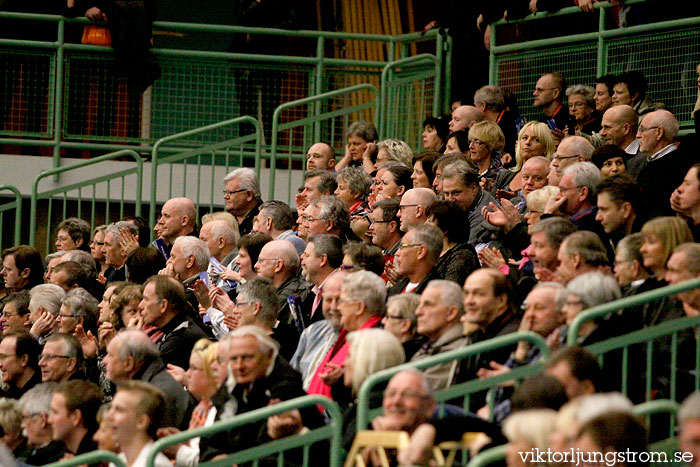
[319,254,329,269]
[325,219,335,233]
[19,268,30,280]
[252,302,261,317]
[274,259,284,274]
[397,186,406,197]
[621,201,633,219]
[572,252,582,269]
[67,357,77,373]
[415,205,424,219]
[400,318,412,334]
[135,413,149,432]
[417,245,428,260]
[75,238,83,249]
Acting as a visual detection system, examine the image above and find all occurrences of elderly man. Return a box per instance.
[518,156,550,201]
[102,221,139,283]
[368,199,403,280]
[291,270,349,390]
[665,243,700,316]
[307,271,384,399]
[556,231,609,285]
[680,392,700,467]
[161,236,210,288]
[0,290,30,334]
[595,175,644,251]
[300,234,343,325]
[223,167,263,236]
[388,224,443,296]
[449,105,484,133]
[28,284,65,342]
[410,280,467,391]
[306,142,336,171]
[441,161,499,245]
[255,239,309,329]
[636,110,694,216]
[458,269,519,384]
[139,275,208,370]
[550,136,594,184]
[200,326,321,461]
[301,195,358,243]
[533,72,568,130]
[672,164,700,241]
[529,217,577,280]
[18,383,64,465]
[55,218,91,252]
[199,219,239,270]
[103,329,193,429]
[0,330,42,399]
[47,380,101,457]
[370,369,436,434]
[155,197,197,249]
[397,188,437,233]
[474,84,517,155]
[1,245,44,294]
[599,105,644,176]
[256,200,306,255]
[614,233,652,293]
[39,333,84,382]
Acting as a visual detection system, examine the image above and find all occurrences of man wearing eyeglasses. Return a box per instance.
[17,383,65,465]
[636,110,695,217]
[533,72,568,132]
[397,188,437,233]
[550,135,594,184]
[39,333,83,383]
[388,224,443,297]
[223,168,264,236]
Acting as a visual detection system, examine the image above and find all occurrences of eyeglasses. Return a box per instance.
[383,389,428,400]
[468,139,486,146]
[1,312,17,319]
[21,412,42,422]
[553,153,580,161]
[300,215,324,223]
[222,189,247,197]
[256,257,279,263]
[383,314,405,320]
[534,87,557,93]
[638,125,660,133]
[398,204,420,211]
[398,243,422,250]
[40,354,72,361]
[234,301,249,307]
[90,241,105,246]
[58,313,77,319]
[370,219,393,225]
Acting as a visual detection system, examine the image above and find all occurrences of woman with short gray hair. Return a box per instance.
[566,84,600,135]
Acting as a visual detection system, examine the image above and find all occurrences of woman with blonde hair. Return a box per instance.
[503,409,558,467]
[467,120,506,191]
[640,216,693,280]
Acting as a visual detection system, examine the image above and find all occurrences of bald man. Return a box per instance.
[600,105,645,178]
[254,240,310,330]
[156,197,197,249]
[637,110,694,216]
[533,72,568,130]
[306,142,336,171]
[199,220,238,269]
[449,105,484,133]
[397,188,437,232]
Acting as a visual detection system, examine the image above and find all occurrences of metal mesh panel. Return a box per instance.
[383,63,436,151]
[325,65,382,142]
[495,43,598,124]
[0,48,54,138]
[606,27,700,127]
[64,53,143,142]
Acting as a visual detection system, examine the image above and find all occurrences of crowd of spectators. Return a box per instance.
[0,64,699,466]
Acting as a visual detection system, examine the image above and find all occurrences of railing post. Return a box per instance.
[597,5,606,77]
[52,18,65,181]
[489,23,497,85]
[434,32,443,116]
[313,36,324,143]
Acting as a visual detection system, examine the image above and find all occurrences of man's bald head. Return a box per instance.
[449,105,485,132]
[157,197,197,243]
[638,109,679,154]
[255,240,300,282]
[399,188,437,232]
[600,105,638,147]
[165,197,196,220]
[306,142,336,171]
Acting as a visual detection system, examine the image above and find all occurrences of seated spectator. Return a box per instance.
[57,287,99,336]
[640,216,693,283]
[411,280,467,391]
[17,382,63,465]
[565,84,600,135]
[1,245,44,294]
[305,142,336,171]
[342,242,384,277]
[432,153,470,196]
[550,136,594,185]
[125,247,166,285]
[0,331,41,399]
[666,243,700,316]
[613,70,659,116]
[104,329,193,429]
[411,152,441,189]
[449,105,484,133]
[375,139,413,170]
[556,231,610,285]
[614,233,652,293]
[594,74,616,115]
[198,219,239,277]
[307,271,384,399]
[594,175,645,250]
[474,84,518,156]
[388,224,443,296]
[90,226,110,280]
[467,120,506,191]
[397,188,437,233]
[444,130,469,154]
[28,284,65,342]
[255,200,305,256]
[529,217,577,281]
[1,290,30,334]
[504,409,558,466]
[154,197,197,253]
[599,105,643,177]
[369,369,436,434]
[0,398,24,456]
[48,380,102,457]
[545,346,602,399]
[377,165,413,202]
[291,270,349,391]
[109,380,171,467]
[533,72,568,131]
[335,167,372,239]
[573,412,647,464]
[383,293,425,360]
[338,121,379,172]
[50,261,90,292]
[367,199,402,280]
[680,391,700,467]
[592,144,629,178]
[495,122,555,196]
[300,234,343,326]
[421,116,449,153]
[92,403,118,453]
[426,200,479,286]
[44,252,65,284]
[302,195,358,244]
[55,217,91,252]
[222,168,263,237]
[671,163,700,241]
[39,333,85,382]
[102,221,139,283]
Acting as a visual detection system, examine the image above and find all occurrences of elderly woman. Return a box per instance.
[335,167,372,238]
[161,339,219,466]
[375,139,413,170]
[467,121,506,190]
[422,115,450,152]
[411,151,441,189]
[566,84,600,135]
[335,120,379,172]
[342,242,385,277]
[504,409,558,467]
[376,165,413,201]
[382,294,424,360]
[592,144,629,178]
[494,122,555,194]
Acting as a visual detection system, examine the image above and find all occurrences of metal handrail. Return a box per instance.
[0,185,23,246]
[45,450,127,467]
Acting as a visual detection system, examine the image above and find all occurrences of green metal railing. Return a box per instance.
[379,53,440,149]
[29,149,143,253]
[0,185,23,247]
[568,278,700,401]
[269,84,379,201]
[489,0,700,129]
[46,450,127,467]
[146,395,343,467]
[466,444,507,467]
[0,12,445,167]
[356,331,550,431]
[149,116,262,233]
